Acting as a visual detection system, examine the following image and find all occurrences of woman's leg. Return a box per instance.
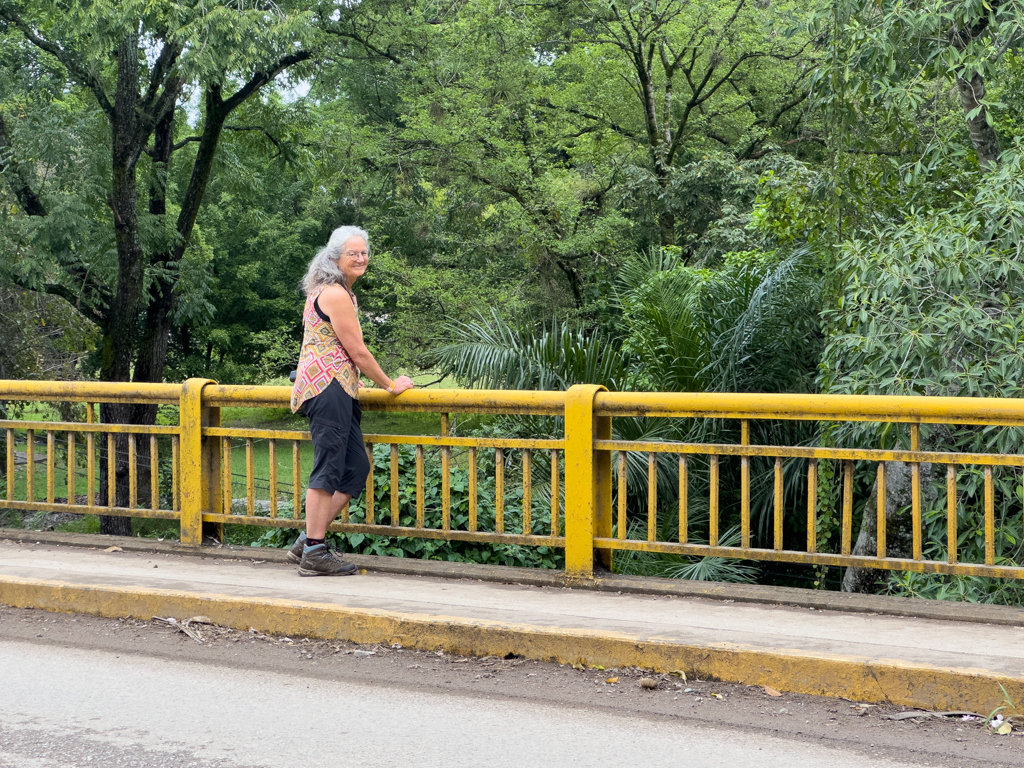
[304,488,351,539]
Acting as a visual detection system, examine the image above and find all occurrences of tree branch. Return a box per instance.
[139,39,182,124]
[324,26,403,65]
[0,112,47,216]
[221,50,314,114]
[0,5,115,120]
[6,270,107,324]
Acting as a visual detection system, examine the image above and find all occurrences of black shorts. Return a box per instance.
[300,380,369,497]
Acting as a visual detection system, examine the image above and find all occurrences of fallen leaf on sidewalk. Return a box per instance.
[997,723,1013,735]
[884,710,982,721]
[605,677,620,684]
[763,686,783,697]
[189,616,214,624]
[152,616,203,643]
[102,546,123,552]
[670,670,687,681]
[571,662,586,671]
[710,693,725,700]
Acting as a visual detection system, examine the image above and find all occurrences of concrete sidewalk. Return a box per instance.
[2,534,1023,714]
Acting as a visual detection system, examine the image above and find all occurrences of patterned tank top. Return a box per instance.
[290,286,361,412]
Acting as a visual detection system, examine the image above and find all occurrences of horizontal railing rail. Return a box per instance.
[2,379,1024,582]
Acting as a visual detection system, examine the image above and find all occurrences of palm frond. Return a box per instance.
[434,308,624,391]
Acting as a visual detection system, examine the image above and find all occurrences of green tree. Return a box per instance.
[0,0,318,532]
[569,0,818,246]
[814,0,1024,170]
[820,145,1024,594]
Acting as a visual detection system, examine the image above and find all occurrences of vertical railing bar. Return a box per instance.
[222,438,232,516]
[985,466,995,566]
[741,420,750,549]
[709,455,719,547]
[679,455,688,544]
[876,462,886,559]
[85,403,95,507]
[415,444,425,529]
[171,435,179,512]
[245,438,255,516]
[128,434,137,509]
[495,447,504,534]
[522,448,531,536]
[946,463,957,565]
[45,430,55,504]
[26,429,35,502]
[268,439,278,519]
[106,433,115,508]
[806,459,817,553]
[292,440,302,520]
[773,457,783,551]
[617,451,627,540]
[469,446,478,533]
[442,444,451,532]
[550,448,559,537]
[910,424,922,560]
[440,411,450,532]
[647,452,657,543]
[438,415,446,528]
[150,435,159,512]
[438,417,450,530]
[365,443,375,525]
[5,428,14,502]
[841,460,854,556]
[67,432,76,505]
[87,434,96,509]
[390,443,399,526]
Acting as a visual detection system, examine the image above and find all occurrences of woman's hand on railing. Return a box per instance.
[389,375,415,395]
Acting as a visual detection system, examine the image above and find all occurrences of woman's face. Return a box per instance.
[337,236,369,283]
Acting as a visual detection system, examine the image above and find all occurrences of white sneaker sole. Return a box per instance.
[297,566,357,577]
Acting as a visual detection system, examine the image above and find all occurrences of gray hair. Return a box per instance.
[300,225,370,295]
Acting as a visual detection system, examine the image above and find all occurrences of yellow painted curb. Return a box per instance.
[1,574,1018,714]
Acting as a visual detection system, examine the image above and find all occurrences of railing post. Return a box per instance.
[565,384,608,580]
[595,406,613,571]
[204,403,223,543]
[180,379,215,546]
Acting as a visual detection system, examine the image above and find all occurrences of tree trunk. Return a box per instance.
[658,209,676,247]
[956,71,1001,170]
[842,461,938,593]
[99,34,145,538]
[98,405,133,537]
[133,108,177,428]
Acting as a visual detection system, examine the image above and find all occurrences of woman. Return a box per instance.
[288,226,414,576]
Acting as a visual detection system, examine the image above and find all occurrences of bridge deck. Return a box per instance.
[1,536,1022,713]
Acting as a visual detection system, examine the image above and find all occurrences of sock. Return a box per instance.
[305,537,325,548]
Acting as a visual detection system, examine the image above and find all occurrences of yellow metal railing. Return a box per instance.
[3,379,1024,581]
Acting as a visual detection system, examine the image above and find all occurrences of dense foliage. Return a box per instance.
[3,0,1024,597]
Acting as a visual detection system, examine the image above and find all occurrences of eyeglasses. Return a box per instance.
[344,250,369,259]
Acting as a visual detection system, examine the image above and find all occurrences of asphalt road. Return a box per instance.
[1,607,1021,768]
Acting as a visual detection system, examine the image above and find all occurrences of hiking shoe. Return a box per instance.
[297,543,357,577]
[287,532,306,564]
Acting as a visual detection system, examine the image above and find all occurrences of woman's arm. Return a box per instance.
[318,285,414,394]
